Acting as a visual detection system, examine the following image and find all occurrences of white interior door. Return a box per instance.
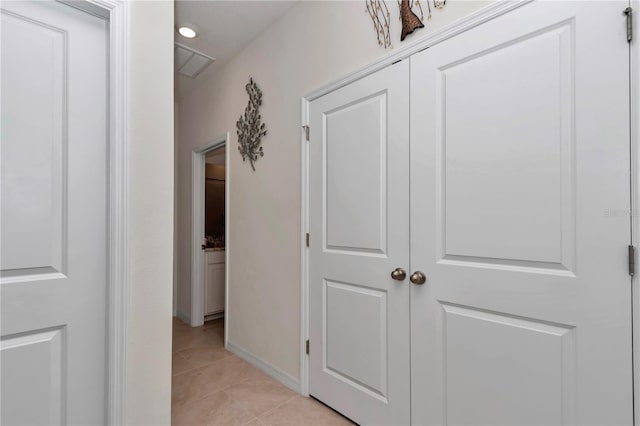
[308,60,411,425]
[1,1,108,424]
[410,1,632,424]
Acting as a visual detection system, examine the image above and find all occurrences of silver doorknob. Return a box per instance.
[390,267,407,281]
[410,271,426,285]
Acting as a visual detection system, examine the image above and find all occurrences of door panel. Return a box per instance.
[441,21,573,267]
[1,328,65,425]
[309,60,410,425]
[442,304,575,426]
[325,93,388,254]
[1,1,108,424]
[1,6,67,275]
[325,280,388,398]
[410,1,632,425]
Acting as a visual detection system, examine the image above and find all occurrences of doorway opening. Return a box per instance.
[189,134,229,332]
[203,145,226,323]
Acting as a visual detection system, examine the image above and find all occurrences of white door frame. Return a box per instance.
[300,0,640,417]
[53,0,130,424]
[631,0,639,419]
[191,133,230,338]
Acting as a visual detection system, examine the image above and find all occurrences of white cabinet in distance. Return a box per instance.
[204,250,225,315]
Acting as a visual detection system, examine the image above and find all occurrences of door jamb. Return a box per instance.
[56,0,130,424]
[191,134,230,339]
[631,1,639,421]
[300,99,310,396]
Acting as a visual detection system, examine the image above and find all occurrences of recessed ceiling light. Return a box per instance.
[178,26,197,39]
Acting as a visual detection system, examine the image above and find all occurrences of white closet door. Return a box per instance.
[410,1,632,424]
[308,60,411,425]
[1,1,108,424]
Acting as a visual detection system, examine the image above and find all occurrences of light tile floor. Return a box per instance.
[172,317,354,426]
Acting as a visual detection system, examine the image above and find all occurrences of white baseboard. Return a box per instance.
[226,341,301,394]
[175,310,190,326]
[205,312,224,321]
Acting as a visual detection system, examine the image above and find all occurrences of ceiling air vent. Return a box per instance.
[175,42,215,78]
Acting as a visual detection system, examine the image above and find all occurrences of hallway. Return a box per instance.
[172,318,353,425]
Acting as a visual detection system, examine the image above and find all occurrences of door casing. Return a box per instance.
[301,0,640,420]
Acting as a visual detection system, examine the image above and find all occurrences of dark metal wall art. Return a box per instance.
[366,0,447,46]
[237,77,267,171]
[399,0,425,41]
[399,0,448,41]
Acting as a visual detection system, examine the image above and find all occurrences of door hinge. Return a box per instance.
[306,339,310,354]
[625,7,633,43]
[630,245,636,277]
[302,125,310,141]
[306,233,310,247]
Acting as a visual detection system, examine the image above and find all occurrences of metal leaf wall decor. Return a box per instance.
[366,0,392,49]
[237,77,267,171]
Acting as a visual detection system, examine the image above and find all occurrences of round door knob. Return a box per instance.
[410,271,427,285]
[390,267,407,281]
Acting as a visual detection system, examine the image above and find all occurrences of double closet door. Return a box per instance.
[308,1,633,425]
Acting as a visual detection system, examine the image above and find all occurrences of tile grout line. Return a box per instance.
[217,367,300,423]
[171,323,232,409]
[172,379,224,410]
[241,392,300,422]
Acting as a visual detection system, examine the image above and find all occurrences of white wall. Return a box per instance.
[127,1,174,424]
[176,0,489,383]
